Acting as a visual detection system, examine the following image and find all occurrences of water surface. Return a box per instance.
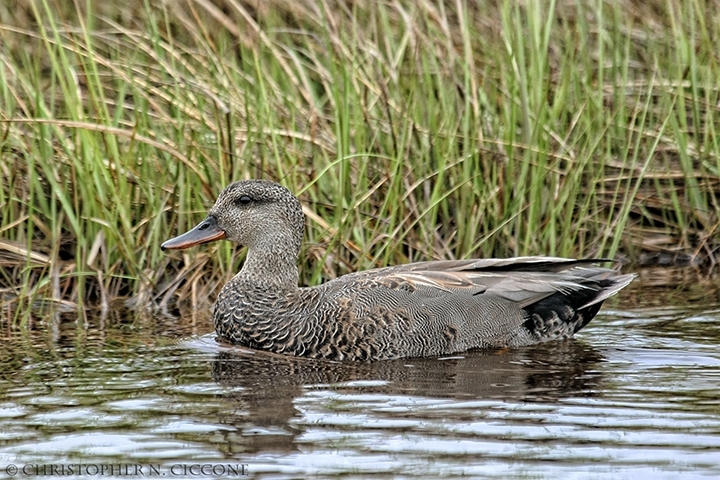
[1,269,719,479]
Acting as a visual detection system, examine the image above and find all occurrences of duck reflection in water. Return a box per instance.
[209,340,605,453]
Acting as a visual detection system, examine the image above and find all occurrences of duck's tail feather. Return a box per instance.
[521,272,636,340]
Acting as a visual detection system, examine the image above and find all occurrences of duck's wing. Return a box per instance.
[301,257,634,359]
[335,257,634,309]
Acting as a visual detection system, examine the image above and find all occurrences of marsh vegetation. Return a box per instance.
[1,0,719,318]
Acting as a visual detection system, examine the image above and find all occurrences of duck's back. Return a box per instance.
[215,257,634,361]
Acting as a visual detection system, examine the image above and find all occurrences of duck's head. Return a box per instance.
[161,180,305,252]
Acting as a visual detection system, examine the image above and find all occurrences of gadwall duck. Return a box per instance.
[162,180,635,361]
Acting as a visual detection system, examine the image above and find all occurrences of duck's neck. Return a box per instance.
[235,237,300,292]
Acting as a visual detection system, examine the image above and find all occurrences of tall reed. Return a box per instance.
[1,0,718,320]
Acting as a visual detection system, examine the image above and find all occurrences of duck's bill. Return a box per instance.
[161,217,227,250]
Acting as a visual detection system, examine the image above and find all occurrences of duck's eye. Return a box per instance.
[237,195,253,206]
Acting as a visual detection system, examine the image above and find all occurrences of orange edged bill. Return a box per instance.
[161,216,227,250]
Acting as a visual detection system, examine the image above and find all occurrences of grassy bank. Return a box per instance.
[1,0,719,318]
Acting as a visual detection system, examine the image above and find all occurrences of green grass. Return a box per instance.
[1,0,719,319]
